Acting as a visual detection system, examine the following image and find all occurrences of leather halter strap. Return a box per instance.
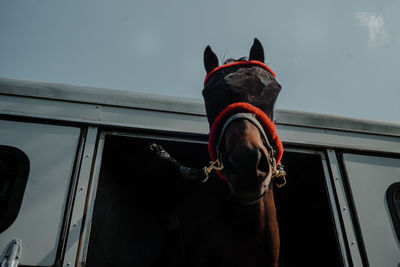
[216,112,273,157]
[208,102,283,181]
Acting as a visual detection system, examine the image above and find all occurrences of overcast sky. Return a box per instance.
[0,0,399,123]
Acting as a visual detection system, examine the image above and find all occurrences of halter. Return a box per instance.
[205,102,284,180]
[216,112,273,156]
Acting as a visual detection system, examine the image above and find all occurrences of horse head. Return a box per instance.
[202,39,284,204]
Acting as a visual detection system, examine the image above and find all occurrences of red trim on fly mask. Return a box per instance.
[204,60,276,87]
[208,102,284,180]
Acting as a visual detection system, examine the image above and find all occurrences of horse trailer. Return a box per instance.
[0,77,399,267]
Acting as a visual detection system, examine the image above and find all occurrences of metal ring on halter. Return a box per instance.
[269,156,287,188]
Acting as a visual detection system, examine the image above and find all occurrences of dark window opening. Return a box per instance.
[0,145,30,233]
[85,135,342,267]
[274,151,343,267]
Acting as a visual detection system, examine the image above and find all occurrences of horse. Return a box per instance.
[151,38,285,267]
[85,39,285,267]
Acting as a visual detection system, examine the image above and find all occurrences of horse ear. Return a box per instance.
[204,46,219,73]
[249,38,265,63]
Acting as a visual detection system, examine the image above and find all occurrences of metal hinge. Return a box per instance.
[1,239,22,267]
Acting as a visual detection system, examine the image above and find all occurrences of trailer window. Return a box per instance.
[0,146,29,233]
[86,135,343,266]
[274,151,343,267]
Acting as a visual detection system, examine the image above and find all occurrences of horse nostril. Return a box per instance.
[257,149,269,174]
[223,155,235,174]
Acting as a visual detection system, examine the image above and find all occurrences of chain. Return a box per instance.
[201,159,224,183]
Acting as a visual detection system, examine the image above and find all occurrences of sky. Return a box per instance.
[0,0,399,123]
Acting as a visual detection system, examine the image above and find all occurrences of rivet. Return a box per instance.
[85,154,90,158]
[335,177,339,181]
[343,207,347,211]
[73,223,78,227]
[351,241,355,246]
[66,263,71,266]
[79,187,84,191]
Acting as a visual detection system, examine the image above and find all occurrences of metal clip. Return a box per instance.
[1,239,22,267]
[202,159,224,183]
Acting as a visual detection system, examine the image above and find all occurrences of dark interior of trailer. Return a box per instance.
[85,134,343,267]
